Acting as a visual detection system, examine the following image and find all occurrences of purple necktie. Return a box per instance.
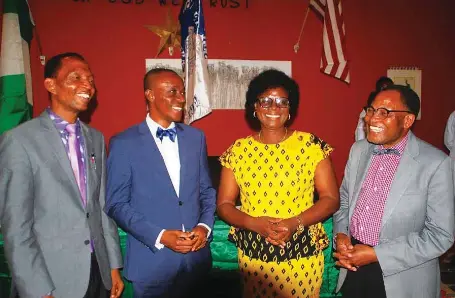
[66,124,87,207]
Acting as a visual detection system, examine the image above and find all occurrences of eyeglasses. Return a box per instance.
[257,96,290,109]
[364,106,413,120]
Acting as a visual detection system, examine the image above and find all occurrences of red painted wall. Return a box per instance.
[5,0,455,181]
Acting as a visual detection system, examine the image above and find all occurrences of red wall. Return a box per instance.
[6,0,455,181]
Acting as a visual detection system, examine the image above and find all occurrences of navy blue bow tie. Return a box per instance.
[156,127,177,142]
[372,148,400,156]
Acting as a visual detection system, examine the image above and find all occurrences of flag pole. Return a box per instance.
[293,5,310,53]
[26,0,44,65]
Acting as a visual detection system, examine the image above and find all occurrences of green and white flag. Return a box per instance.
[0,0,34,134]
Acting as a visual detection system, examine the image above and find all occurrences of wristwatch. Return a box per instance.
[295,215,304,235]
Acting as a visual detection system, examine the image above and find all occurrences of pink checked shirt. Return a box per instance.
[350,134,409,246]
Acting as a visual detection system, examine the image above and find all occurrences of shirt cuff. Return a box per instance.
[197,223,211,238]
[155,229,165,250]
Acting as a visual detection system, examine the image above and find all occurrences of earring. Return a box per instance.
[253,111,257,118]
[288,114,291,120]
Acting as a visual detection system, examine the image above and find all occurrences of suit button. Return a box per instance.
[84,240,90,245]
[86,213,89,218]
[179,201,183,206]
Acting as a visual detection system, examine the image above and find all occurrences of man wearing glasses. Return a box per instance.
[333,85,454,298]
[355,76,393,141]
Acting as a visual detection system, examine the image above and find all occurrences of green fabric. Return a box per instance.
[0,233,9,277]
[1,0,34,135]
[0,218,341,297]
[3,0,34,43]
[118,229,134,298]
[0,233,12,298]
[210,216,239,270]
[3,0,20,14]
[320,217,342,297]
[0,75,33,134]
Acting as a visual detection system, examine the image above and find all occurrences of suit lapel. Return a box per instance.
[176,124,187,198]
[138,121,177,197]
[381,132,419,228]
[38,112,84,210]
[349,143,374,216]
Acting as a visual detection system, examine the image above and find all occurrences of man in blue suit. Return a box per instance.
[105,68,216,298]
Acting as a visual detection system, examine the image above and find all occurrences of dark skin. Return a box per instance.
[44,57,95,124]
[333,233,378,271]
[43,57,124,298]
[145,71,208,252]
[333,90,415,270]
[217,87,340,248]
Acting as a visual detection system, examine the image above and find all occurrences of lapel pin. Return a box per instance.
[90,153,96,170]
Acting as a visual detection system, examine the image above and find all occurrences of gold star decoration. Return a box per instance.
[145,9,181,57]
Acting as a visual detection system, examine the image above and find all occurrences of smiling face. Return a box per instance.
[254,87,290,131]
[44,57,95,122]
[365,90,415,148]
[145,71,185,128]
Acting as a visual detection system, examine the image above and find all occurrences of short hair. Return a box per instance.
[143,68,182,109]
[375,76,394,91]
[367,91,378,107]
[44,52,86,78]
[365,76,393,107]
[245,69,299,130]
[381,84,421,116]
[143,68,181,91]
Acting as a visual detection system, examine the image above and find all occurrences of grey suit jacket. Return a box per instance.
[333,132,455,298]
[0,112,123,298]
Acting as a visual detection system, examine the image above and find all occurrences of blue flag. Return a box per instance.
[179,0,211,124]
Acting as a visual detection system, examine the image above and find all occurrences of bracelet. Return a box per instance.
[295,215,304,235]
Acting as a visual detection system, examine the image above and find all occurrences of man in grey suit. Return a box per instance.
[0,53,124,298]
[333,84,454,297]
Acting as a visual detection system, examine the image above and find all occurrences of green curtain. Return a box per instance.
[319,217,342,297]
[0,233,12,298]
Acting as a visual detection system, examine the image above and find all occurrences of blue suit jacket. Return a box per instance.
[105,121,216,283]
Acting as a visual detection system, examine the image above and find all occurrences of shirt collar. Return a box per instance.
[46,107,81,133]
[145,114,176,136]
[377,132,409,155]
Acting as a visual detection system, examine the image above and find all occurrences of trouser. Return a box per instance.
[83,253,110,298]
[15,253,109,298]
[340,237,387,298]
[132,262,209,298]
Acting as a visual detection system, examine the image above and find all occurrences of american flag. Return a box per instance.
[179,0,211,124]
[310,0,350,84]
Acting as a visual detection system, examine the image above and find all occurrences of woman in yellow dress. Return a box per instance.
[217,69,340,298]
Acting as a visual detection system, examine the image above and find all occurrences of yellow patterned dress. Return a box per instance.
[220,131,333,298]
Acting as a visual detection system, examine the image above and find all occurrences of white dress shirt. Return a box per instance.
[145,115,211,250]
[445,111,455,159]
[147,115,181,196]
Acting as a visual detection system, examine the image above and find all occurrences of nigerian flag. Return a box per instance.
[0,0,34,134]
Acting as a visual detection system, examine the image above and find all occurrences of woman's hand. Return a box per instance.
[250,216,287,246]
[265,217,299,247]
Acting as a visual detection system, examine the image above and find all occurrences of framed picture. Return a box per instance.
[146,59,292,109]
[387,67,422,120]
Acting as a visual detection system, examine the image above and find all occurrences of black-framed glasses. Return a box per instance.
[257,96,290,109]
[364,106,413,120]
